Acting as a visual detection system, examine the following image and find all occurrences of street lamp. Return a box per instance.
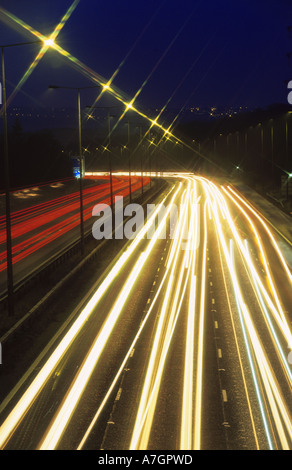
[1,39,43,316]
[48,84,101,255]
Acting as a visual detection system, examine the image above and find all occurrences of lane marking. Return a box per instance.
[115,388,122,401]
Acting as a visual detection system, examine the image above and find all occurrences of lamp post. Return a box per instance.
[285,112,292,166]
[126,121,132,203]
[49,84,101,255]
[269,119,274,170]
[1,40,43,316]
[287,173,292,201]
[107,111,114,209]
[86,105,123,209]
[236,131,240,166]
[258,122,264,168]
[139,126,144,200]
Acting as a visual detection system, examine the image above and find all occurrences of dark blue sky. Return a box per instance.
[0,0,292,114]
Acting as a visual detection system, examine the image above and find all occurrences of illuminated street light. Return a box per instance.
[0,7,194,168]
[126,101,135,111]
[44,38,55,48]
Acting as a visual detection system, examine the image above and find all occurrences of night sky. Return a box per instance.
[0,0,292,116]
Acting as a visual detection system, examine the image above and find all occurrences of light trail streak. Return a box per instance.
[0,183,177,450]
[204,178,292,449]
[0,179,124,243]
[180,274,196,450]
[240,299,292,449]
[225,185,292,284]
[130,181,197,449]
[180,191,198,448]
[207,182,292,354]
[39,251,147,449]
[78,180,195,450]
[243,240,292,388]
[221,186,291,340]
[1,174,291,450]
[217,236,260,449]
[0,176,147,272]
[180,179,197,449]
[201,175,269,447]
[193,199,208,450]
[38,183,183,450]
[229,238,274,450]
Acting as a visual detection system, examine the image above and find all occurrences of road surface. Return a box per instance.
[0,174,149,294]
[0,173,291,450]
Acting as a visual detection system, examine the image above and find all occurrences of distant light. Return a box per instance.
[288,173,292,178]
[44,38,55,48]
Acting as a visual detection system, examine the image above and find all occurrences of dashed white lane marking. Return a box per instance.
[222,390,228,402]
[214,321,218,329]
[218,348,222,358]
[212,298,215,305]
[115,388,122,401]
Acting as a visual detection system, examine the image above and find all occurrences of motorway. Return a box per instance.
[0,173,291,450]
[0,174,149,293]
